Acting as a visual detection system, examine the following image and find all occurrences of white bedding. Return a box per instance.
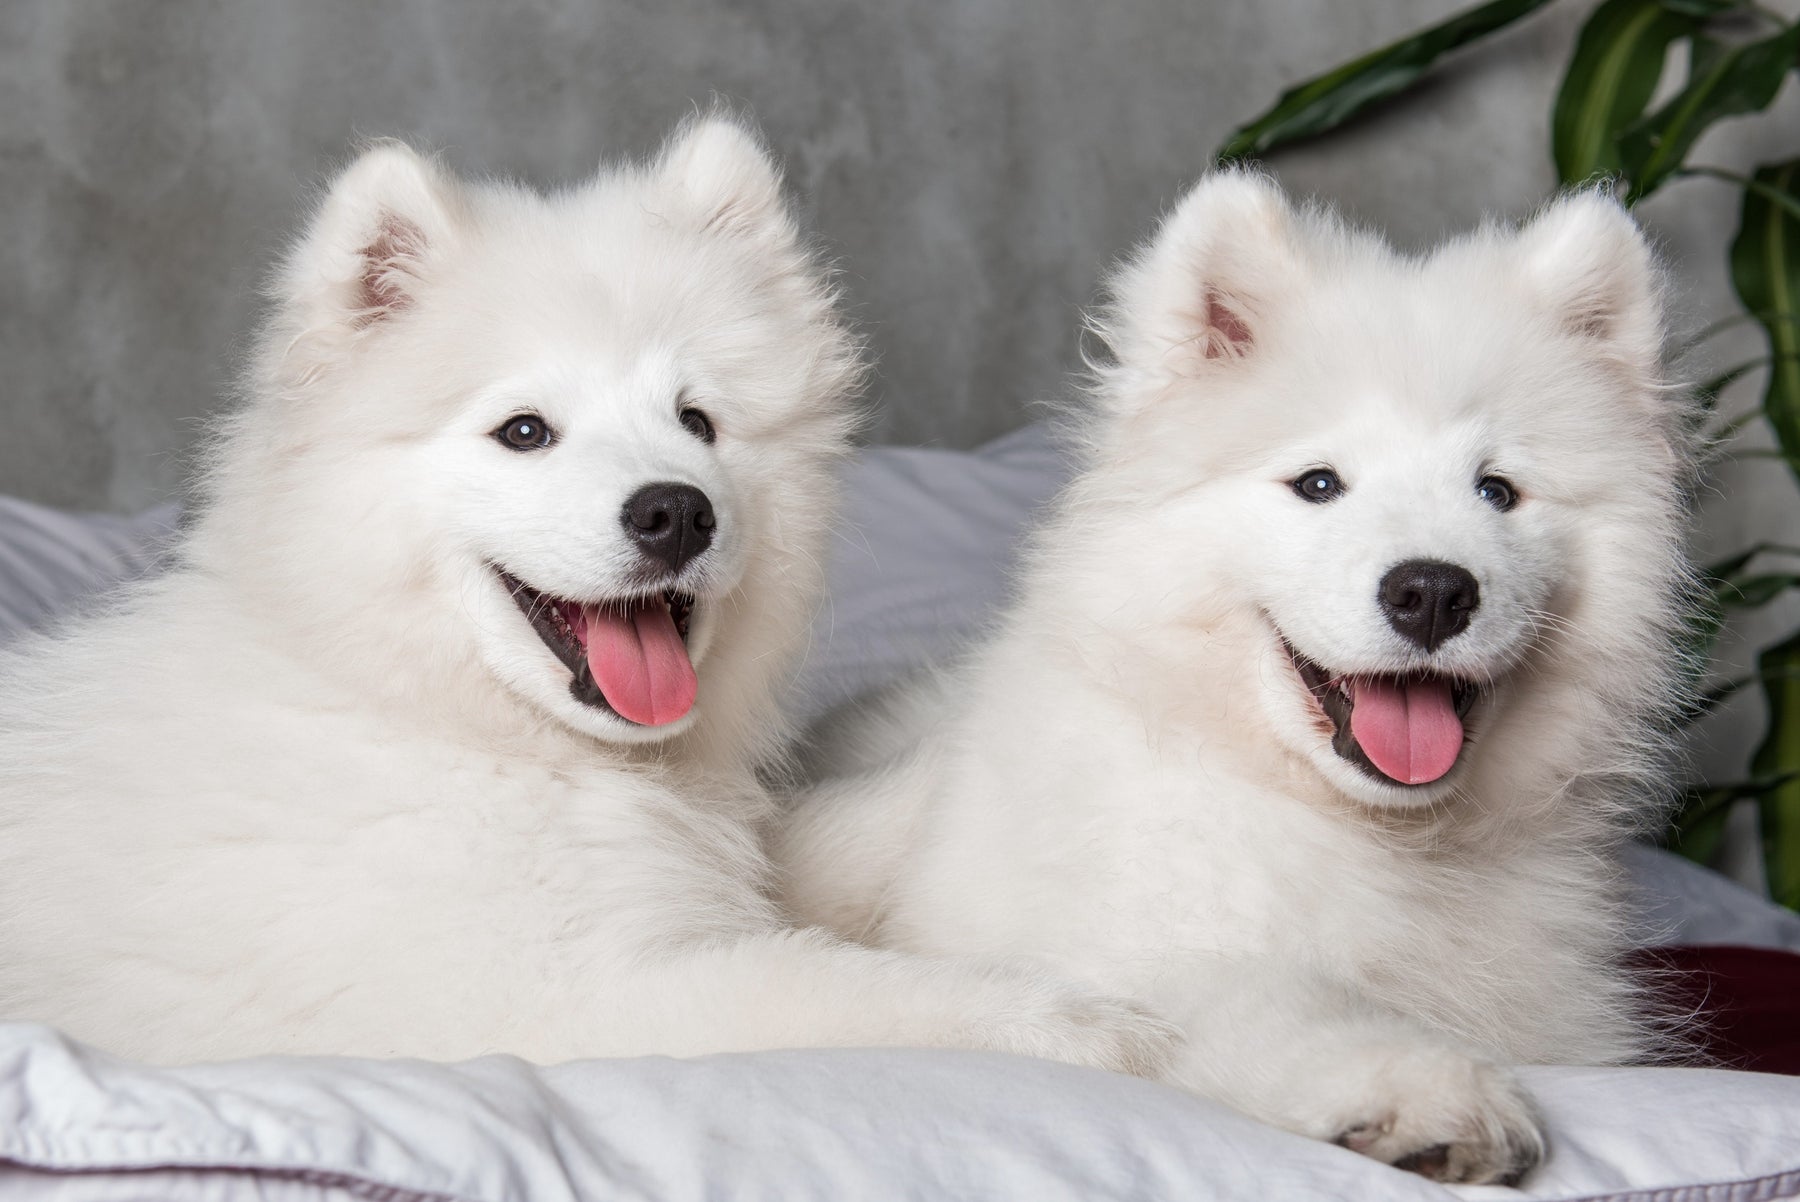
[2,425,1799,1201]
[3,1027,1799,1202]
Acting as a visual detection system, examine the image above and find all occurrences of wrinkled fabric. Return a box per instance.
[0,497,178,642]
[3,1027,1800,1202]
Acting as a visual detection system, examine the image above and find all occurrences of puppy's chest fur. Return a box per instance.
[0,648,775,1060]
[882,689,1618,1062]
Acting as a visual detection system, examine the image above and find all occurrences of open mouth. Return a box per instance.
[496,568,698,727]
[1285,642,1480,788]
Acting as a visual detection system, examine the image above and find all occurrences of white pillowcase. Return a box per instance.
[3,1024,1799,1202]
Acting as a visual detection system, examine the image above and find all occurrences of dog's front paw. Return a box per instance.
[969,970,1182,1078]
[1321,1045,1544,1186]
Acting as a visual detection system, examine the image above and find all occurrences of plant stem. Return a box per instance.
[1709,404,1767,443]
[1679,310,1800,355]
[1701,353,1800,402]
[1729,449,1800,468]
[1675,166,1800,224]
[1745,3,1793,30]
[1727,542,1800,564]
[1679,772,1800,828]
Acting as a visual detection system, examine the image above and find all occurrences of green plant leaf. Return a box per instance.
[1552,0,1704,185]
[1676,664,1800,727]
[1657,0,1750,15]
[1669,772,1800,864]
[1689,553,1800,673]
[1678,540,1795,687]
[1680,168,1800,226]
[1678,309,1800,358]
[1669,793,1733,862]
[1706,543,1800,579]
[1752,630,1800,907]
[1215,0,1558,162]
[1730,160,1800,489]
[1716,571,1800,608]
[1619,25,1800,202]
[1694,357,1763,412]
[1677,672,1747,725]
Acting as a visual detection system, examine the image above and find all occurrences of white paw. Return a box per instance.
[1319,1045,1545,1186]
[969,969,1182,1078]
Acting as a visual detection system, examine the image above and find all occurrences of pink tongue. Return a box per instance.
[1347,676,1463,785]
[577,602,698,727]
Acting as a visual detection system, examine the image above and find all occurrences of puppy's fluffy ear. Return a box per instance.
[1515,192,1663,360]
[654,116,796,245]
[1103,170,1297,378]
[285,141,461,333]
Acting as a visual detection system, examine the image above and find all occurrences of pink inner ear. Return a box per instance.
[1203,289,1253,360]
[355,215,427,324]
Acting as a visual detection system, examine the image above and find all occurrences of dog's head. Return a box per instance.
[206,117,861,759]
[1082,172,1689,809]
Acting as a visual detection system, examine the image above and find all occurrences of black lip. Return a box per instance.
[494,568,695,722]
[1284,641,1479,788]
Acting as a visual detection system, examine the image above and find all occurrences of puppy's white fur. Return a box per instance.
[781,173,1694,1185]
[0,118,1172,1074]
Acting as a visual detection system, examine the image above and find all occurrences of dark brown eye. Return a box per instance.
[1476,475,1517,511]
[494,414,554,451]
[1292,468,1344,504]
[679,405,715,444]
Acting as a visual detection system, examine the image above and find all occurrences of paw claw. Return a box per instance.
[1316,1047,1546,1186]
[1333,1121,1387,1153]
[1391,1143,1450,1179]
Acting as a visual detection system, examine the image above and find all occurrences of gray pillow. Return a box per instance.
[0,497,178,642]
[794,421,1072,723]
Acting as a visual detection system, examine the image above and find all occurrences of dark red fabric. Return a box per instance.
[1631,945,1800,1076]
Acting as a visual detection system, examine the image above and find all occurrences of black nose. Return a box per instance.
[1378,559,1479,652]
[621,482,715,574]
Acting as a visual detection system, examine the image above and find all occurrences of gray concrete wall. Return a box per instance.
[2,0,1797,805]
[2,0,1597,511]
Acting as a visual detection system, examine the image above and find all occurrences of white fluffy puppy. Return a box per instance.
[781,172,1694,1185]
[0,117,1172,1074]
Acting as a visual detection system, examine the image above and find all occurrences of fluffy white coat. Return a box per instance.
[0,118,1171,1074]
[780,173,1695,1186]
